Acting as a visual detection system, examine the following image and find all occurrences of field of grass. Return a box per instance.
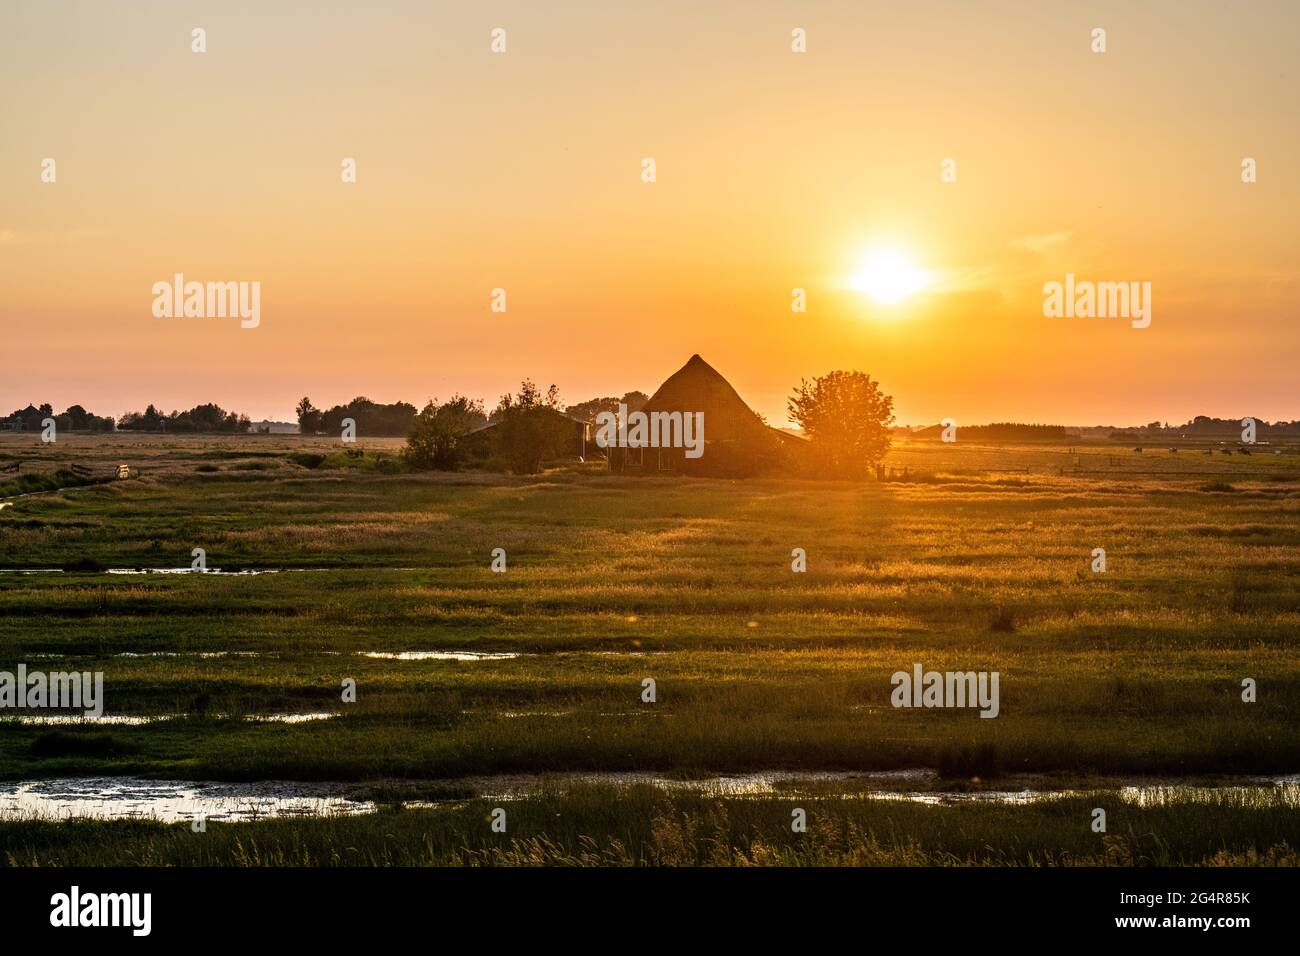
[1,432,1298,864]
[4,785,1298,867]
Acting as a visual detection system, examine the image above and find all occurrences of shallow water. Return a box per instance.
[3,714,157,726]
[0,778,370,823]
[105,568,282,576]
[0,567,330,575]
[24,649,526,662]
[359,650,522,661]
[468,710,662,719]
[16,648,659,662]
[2,772,1296,822]
[0,712,337,726]
[113,651,259,658]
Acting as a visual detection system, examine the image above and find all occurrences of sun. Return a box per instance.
[850,248,928,305]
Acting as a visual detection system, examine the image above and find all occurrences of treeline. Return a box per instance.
[961,423,1072,439]
[5,401,257,433]
[4,404,115,432]
[554,391,648,423]
[907,422,1072,440]
[5,390,654,438]
[295,397,420,436]
[1112,416,1300,438]
[295,391,649,438]
[118,403,250,433]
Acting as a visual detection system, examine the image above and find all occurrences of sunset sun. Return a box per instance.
[850,249,929,306]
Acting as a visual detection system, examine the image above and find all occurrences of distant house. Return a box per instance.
[247,420,301,435]
[3,405,42,432]
[461,409,597,462]
[607,354,798,477]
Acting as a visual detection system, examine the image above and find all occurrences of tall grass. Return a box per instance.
[0,436,1297,783]
[3,786,1297,866]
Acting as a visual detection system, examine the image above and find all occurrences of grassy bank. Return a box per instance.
[0,434,1297,783]
[3,785,1297,866]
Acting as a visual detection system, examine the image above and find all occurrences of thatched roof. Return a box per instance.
[642,355,771,444]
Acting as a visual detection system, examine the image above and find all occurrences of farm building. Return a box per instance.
[607,354,801,477]
[461,408,598,464]
[247,420,300,434]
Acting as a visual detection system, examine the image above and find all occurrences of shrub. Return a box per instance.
[288,452,326,469]
[988,605,1017,633]
[1199,481,1236,493]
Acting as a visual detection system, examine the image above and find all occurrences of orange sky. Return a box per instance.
[2,1,1297,426]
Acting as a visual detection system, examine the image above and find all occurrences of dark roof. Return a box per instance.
[468,409,591,436]
[641,355,772,443]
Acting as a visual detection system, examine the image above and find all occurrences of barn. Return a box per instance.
[461,409,598,463]
[606,355,798,477]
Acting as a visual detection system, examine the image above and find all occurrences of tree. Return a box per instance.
[317,396,417,436]
[565,390,649,422]
[296,397,322,434]
[403,395,487,470]
[787,371,895,478]
[9,403,113,431]
[493,379,571,474]
[117,402,247,432]
[63,405,89,430]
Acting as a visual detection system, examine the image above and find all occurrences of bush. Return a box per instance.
[488,382,572,475]
[288,452,326,469]
[988,605,1017,633]
[404,396,487,471]
[1199,481,1236,493]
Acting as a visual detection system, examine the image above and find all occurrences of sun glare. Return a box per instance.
[850,249,928,306]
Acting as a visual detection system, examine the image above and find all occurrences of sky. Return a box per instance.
[2,0,1297,427]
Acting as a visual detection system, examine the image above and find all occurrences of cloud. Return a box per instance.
[0,230,16,244]
[1009,231,1071,254]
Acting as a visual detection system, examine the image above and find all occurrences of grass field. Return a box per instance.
[1,433,1298,865]
[5,785,1298,866]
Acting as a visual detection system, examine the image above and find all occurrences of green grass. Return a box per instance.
[0,433,1298,864]
[3,785,1297,866]
[0,468,110,499]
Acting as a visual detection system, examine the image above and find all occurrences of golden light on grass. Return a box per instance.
[850,248,929,306]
